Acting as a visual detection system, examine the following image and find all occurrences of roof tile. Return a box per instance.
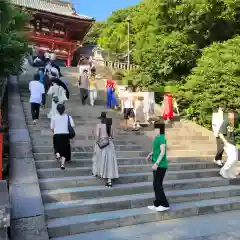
[11,0,94,20]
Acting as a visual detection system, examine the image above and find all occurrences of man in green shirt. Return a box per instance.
[218,110,238,179]
[146,122,170,212]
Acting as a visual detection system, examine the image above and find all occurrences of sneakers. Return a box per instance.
[147,205,156,210]
[219,169,228,179]
[214,159,223,167]
[148,205,170,212]
[156,206,170,212]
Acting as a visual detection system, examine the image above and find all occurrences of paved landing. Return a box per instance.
[55,210,240,240]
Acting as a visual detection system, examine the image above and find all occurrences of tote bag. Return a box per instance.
[68,115,75,139]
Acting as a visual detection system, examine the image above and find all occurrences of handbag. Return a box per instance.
[52,86,60,104]
[53,95,59,104]
[97,137,110,149]
[68,115,75,139]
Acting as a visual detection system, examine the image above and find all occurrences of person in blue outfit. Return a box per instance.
[38,68,46,107]
[105,78,118,109]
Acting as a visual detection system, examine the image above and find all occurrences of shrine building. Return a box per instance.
[11,0,95,66]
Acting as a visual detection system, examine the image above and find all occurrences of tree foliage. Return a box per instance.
[84,22,105,45]
[98,0,240,82]
[178,36,240,128]
[0,0,29,77]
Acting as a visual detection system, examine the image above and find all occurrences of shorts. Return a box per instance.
[124,108,135,120]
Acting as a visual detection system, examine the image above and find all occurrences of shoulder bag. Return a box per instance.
[68,115,75,139]
[97,137,110,149]
[53,86,60,104]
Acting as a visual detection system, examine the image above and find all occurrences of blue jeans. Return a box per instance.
[106,88,117,108]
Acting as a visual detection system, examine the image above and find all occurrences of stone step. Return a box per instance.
[37,162,218,178]
[45,185,240,219]
[34,156,219,169]
[47,196,240,238]
[33,145,144,153]
[27,129,213,139]
[34,151,149,160]
[30,138,216,148]
[28,134,214,144]
[32,144,216,153]
[39,169,228,192]
[41,177,236,203]
[33,150,218,160]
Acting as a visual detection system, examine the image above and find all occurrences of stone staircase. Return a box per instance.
[18,67,240,240]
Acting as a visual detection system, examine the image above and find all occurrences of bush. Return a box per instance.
[179,36,240,129]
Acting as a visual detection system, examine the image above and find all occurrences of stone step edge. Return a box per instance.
[41,177,235,195]
[44,185,240,211]
[36,162,217,173]
[47,196,240,238]
[38,168,220,183]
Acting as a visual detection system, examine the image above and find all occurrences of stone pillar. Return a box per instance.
[0,180,10,240]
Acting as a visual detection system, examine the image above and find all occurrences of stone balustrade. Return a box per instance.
[93,58,138,70]
[104,60,138,70]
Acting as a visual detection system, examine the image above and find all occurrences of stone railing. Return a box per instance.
[0,180,10,240]
[104,61,138,70]
[93,58,138,70]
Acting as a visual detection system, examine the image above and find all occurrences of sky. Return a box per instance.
[71,0,140,21]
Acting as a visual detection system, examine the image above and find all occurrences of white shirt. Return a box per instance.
[50,114,75,134]
[123,91,133,108]
[29,80,45,104]
[212,112,223,137]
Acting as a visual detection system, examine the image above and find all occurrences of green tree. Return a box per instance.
[84,22,105,45]
[178,36,240,128]
[0,0,29,77]
[99,0,240,84]
[99,6,136,55]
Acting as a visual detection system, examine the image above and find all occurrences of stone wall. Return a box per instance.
[0,181,10,240]
[8,75,49,240]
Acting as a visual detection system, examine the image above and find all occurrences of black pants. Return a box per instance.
[42,93,46,106]
[153,167,169,207]
[215,137,224,161]
[31,103,40,120]
[53,134,71,161]
[80,88,89,105]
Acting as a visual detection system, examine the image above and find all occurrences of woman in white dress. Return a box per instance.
[92,112,119,187]
[47,81,68,119]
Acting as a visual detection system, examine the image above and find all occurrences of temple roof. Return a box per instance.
[11,0,94,21]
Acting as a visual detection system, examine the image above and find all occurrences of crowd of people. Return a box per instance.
[28,53,240,215]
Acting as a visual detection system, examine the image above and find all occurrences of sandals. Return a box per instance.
[57,155,65,170]
[60,163,65,170]
[105,182,112,188]
[56,153,61,162]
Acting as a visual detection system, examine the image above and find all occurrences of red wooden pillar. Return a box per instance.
[67,54,71,67]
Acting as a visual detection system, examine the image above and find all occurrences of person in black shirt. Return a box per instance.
[218,110,239,179]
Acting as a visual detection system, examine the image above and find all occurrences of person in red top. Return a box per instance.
[162,93,174,123]
[106,78,118,109]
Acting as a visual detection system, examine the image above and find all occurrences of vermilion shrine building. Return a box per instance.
[11,0,95,66]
